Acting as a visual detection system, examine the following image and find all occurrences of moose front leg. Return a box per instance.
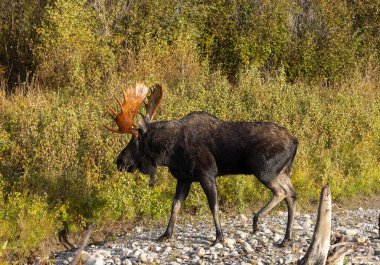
[157,181,191,242]
[200,177,224,245]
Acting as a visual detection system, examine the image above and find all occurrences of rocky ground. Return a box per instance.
[53,208,379,265]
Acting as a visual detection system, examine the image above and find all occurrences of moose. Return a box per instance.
[105,83,298,246]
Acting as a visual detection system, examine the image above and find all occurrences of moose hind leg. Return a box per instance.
[281,181,297,247]
[252,182,287,233]
[157,181,191,242]
[199,178,224,245]
[253,171,297,247]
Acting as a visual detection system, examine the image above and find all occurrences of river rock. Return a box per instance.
[196,247,206,257]
[86,258,105,265]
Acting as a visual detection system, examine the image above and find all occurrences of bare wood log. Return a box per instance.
[326,243,353,265]
[298,184,331,265]
[71,225,93,265]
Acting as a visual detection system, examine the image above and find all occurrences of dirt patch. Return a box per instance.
[334,193,380,210]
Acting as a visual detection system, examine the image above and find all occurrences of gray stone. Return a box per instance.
[93,253,105,260]
[191,256,201,265]
[99,250,111,259]
[249,239,259,246]
[263,228,272,234]
[138,253,148,263]
[150,252,158,260]
[196,247,206,257]
[153,245,162,252]
[345,229,359,236]
[243,242,254,254]
[122,259,132,265]
[239,214,248,221]
[224,237,235,246]
[236,230,248,239]
[81,251,92,262]
[86,259,105,265]
[273,233,282,243]
[113,257,121,265]
[214,243,224,250]
[284,254,294,264]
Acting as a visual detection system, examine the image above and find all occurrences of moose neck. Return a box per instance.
[144,120,179,167]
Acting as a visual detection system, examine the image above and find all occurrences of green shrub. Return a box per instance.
[1,65,379,259]
[0,181,57,261]
[34,0,115,90]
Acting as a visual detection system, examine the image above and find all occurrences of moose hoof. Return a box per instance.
[277,238,291,248]
[252,223,259,234]
[156,233,171,242]
[252,216,259,234]
[212,236,224,246]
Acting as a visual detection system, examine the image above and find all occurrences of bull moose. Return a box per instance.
[105,83,298,246]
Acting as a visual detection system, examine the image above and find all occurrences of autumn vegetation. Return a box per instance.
[0,0,379,261]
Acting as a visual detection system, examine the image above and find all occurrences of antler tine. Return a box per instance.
[113,93,123,109]
[103,124,121,133]
[122,89,131,108]
[145,84,163,121]
[106,106,117,118]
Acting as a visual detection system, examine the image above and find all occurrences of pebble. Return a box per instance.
[52,208,379,264]
[214,243,223,250]
[196,247,206,257]
[122,259,132,265]
[224,238,236,248]
[273,233,282,243]
[356,236,366,244]
[113,257,121,265]
[243,242,254,253]
[86,258,105,265]
[345,228,359,236]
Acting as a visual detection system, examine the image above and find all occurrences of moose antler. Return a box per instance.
[104,83,163,136]
[145,84,163,121]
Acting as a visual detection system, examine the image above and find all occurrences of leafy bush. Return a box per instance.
[0,183,57,261]
[1,66,380,261]
[34,0,115,90]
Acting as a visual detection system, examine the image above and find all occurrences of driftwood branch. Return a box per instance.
[326,244,353,265]
[298,184,331,265]
[70,225,93,265]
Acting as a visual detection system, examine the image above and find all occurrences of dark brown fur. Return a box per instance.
[117,111,298,246]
